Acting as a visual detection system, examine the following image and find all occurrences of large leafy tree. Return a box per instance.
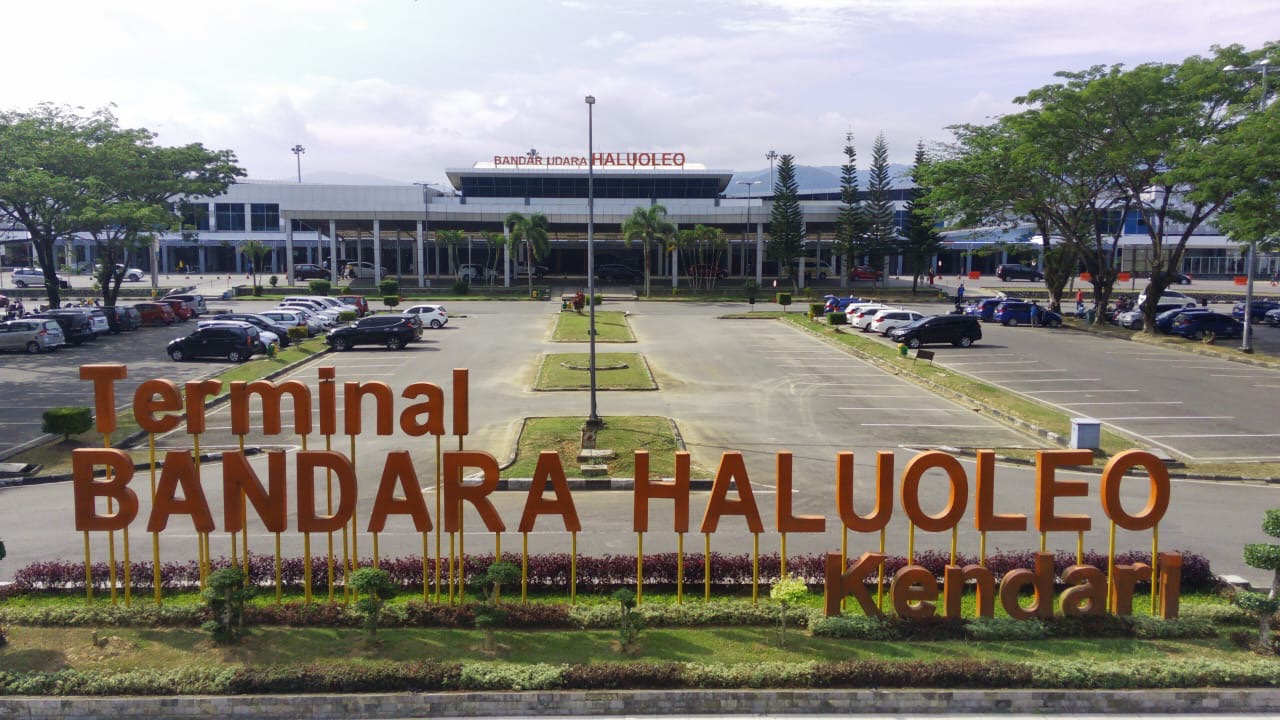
[766,154,804,289]
[862,133,899,277]
[833,132,867,289]
[0,104,241,308]
[504,211,550,295]
[900,142,946,294]
[672,223,727,292]
[621,204,673,297]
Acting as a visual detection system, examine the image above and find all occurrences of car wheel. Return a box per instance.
[429,319,442,329]
[26,341,41,354]
[907,337,922,349]
[331,337,349,351]
[1008,318,1019,326]
[227,349,245,363]
[14,280,26,288]
[1049,318,1062,328]
[169,348,185,361]
[1189,330,1203,340]
[958,336,974,348]
[386,336,404,350]
[817,272,828,280]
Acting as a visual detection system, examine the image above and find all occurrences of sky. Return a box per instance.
[6,1,1277,188]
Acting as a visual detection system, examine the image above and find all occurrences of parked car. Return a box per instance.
[336,295,370,317]
[399,312,424,339]
[326,315,417,351]
[343,261,388,279]
[197,320,278,351]
[278,300,338,326]
[457,264,498,283]
[514,262,549,278]
[168,324,263,362]
[1266,308,1280,327]
[402,303,449,329]
[848,265,883,281]
[162,293,208,316]
[849,304,892,331]
[293,263,329,280]
[597,264,643,284]
[1154,307,1211,334]
[97,264,145,282]
[964,298,1004,322]
[993,301,1063,328]
[260,309,316,337]
[0,318,65,353]
[687,264,727,279]
[823,295,867,313]
[1232,300,1280,322]
[10,267,70,289]
[793,259,835,280]
[869,309,926,335]
[1136,288,1196,309]
[158,298,193,321]
[1115,301,1199,330]
[32,311,95,346]
[214,312,294,347]
[995,264,1043,282]
[1173,273,1193,285]
[889,315,982,349]
[134,302,175,326]
[1169,312,1243,341]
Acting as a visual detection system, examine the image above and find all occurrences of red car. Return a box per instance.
[159,298,193,321]
[849,265,883,281]
[134,302,175,326]
[337,294,370,317]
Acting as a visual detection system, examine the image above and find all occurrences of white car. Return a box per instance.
[849,304,893,330]
[198,320,279,349]
[870,309,926,335]
[10,267,70,289]
[843,301,882,320]
[262,308,321,336]
[1136,288,1196,309]
[402,303,449,329]
[793,259,835,280]
[278,300,339,325]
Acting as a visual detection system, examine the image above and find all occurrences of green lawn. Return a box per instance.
[552,310,635,342]
[535,352,656,390]
[503,415,691,478]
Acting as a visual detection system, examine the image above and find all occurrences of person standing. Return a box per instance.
[1029,301,1040,327]
[955,283,965,307]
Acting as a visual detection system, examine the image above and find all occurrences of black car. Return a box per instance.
[995,264,1043,282]
[33,311,96,346]
[103,305,142,332]
[1232,300,1280,322]
[889,315,982,348]
[168,324,262,362]
[326,315,417,351]
[294,263,329,280]
[596,264,643,283]
[215,312,294,347]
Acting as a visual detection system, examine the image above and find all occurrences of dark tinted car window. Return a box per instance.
[357,316,401,327]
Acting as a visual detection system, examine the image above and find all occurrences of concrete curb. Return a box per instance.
[3,687,1280,718]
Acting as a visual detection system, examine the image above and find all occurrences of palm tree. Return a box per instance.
[240,239,269,292]
[436,229,466,280]
[482,231,506,283]
[621,205,674,297]
[505,212,550,296]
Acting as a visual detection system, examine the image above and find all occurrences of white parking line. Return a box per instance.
[944,360,1039,366]
[966,369,1068,374]
[1213,374,1274,378]
[1146,433,1280,439]
[861,423,998,428]
[1059,401,1182,406]
[1002,378,1101,383]
[839,407,965,412]
[833,394,924,398]
[1092,416,1233,421]
[1024,389,1140,394]
[1255,384,1280,389]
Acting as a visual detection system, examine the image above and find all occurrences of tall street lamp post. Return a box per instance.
[739,180,761,284]
[766,150,778,193]
[291,144,306,183]
[413,182,440,288]
[585,94,602,430]
[1225,60,1271,354]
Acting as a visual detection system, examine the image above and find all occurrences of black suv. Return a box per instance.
[596,264,643,283]
[168,324,262,362]
[326,315,417,351]
[33,311,96,346]
[294,263,329,280]
[216,312,294,347]
[889,315,982,349]
[995,264,1043,282]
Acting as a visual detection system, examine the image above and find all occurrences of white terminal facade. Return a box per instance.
[5,154,1268,285]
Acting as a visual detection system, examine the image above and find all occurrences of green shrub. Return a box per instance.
[338,309,357,323]
[964,617,1048,641]
[378,278,399,296]
[382,295,401,310]
[776,292,792,308]
[269,275,279,288]
[611,588,641,648]
[252,285,263,296]
[809,615,902,640]
[201,567,254,644]
[452,279,470,294]
[1182,602,1254,626]
[308,279,331,296]
[41,407,93,440]
[770,575,809,647]
[592,293,602,306]
[743,280,759,305]
[350,567,396,638]
[827,311,847,325]
[809,302,826,316]
[1128,616,1217,639]
[287,327,308,342]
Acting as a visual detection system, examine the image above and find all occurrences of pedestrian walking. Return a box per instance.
[1075,288,1085,316]
[927,270,935,285]
[955,283,965,308]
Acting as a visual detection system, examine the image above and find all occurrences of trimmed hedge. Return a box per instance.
[827,311,848,325]
[41,407,92,439]
[4,658,1280,695]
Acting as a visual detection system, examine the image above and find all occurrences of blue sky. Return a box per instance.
[8,1,1277,186]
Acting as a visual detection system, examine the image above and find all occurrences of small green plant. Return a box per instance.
[452,279,470,294]
[338,309,357,322]
[468,561,520,652]
[769,575,808,648]
[287,327,308,342]
[382,295,401,310]
[42,407,93,440]
[1233,590,1280,650]
[827,311,847,325]
[252,285,264,296]
[611,588,642,649]
[743,280,759,308]
[1243,508,1280,600]
[269,274,279,288]
[378,278,399,296]
[349,567,396,639]
[809,302,826,317]
[309,279,331,296]
[200,567,255,643]
[776,292,792,312]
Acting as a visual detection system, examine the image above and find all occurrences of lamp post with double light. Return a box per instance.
[1225,59,1271,353]
[291,144,305,183]
[413,182,439,288]
[585,95,602,430]
[739,180,761,284]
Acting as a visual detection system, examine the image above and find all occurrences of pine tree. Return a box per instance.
[901,141,946,293]
[863,133,900,274]
[767,154,805,289]
[834,132,867,288]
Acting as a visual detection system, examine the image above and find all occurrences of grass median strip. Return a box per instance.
[504,415,694,478]
[535,352,655,390]
[552,310,635,342]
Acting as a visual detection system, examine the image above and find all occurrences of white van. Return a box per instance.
[792,259,835,280]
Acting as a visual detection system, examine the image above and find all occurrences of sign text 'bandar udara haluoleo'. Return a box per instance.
[71,364,1182,619]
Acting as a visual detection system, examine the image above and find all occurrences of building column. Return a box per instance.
[285,222,295,286]
[372,219,383,284]
[754,223,764,286]
[502,225,511,288]
[329,220,339,284]
[416,220,425,288]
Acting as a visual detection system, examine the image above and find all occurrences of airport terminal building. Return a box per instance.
[6,152,1267,286]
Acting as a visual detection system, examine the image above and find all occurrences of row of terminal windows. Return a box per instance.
[179,203,280,232]
[460,177,723,199]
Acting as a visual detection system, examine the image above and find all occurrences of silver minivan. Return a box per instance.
[163,293,208,316]
[0,319,66,353]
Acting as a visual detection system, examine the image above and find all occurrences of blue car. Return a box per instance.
[965,298,1004,322]
[1232,300,1280,322]
[1154,307,1211,334]
[823,295,867,313]
[993,301,1062,327]
[1169,312,1243,340]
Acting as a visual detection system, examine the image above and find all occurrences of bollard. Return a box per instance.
[898,343,909,358]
